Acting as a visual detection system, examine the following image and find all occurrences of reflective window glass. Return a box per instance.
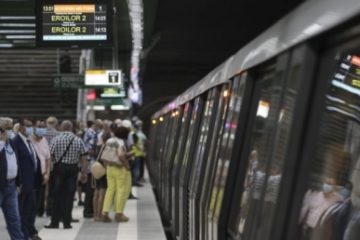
[297,51,360,240]
[232,57,302,240]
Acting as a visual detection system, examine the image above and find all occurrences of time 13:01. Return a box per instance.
[43,5,54,12]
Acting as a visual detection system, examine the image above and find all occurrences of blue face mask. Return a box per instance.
[323,183,334,193]
[339,187,351,199]
[35,128,46,137]
[6,130,15,139]
[25,127,33,136]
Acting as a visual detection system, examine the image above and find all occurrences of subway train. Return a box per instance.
[147,0,360,240]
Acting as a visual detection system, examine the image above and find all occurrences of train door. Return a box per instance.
[165,108,184,224]
[178,96,205,240]
[171,102,193,238]
[199,84,231,240]
[226,43,318,240]
[207,73,253,240]
[188,88,220,240]
[159,114,174,211]
[285,24,360,240]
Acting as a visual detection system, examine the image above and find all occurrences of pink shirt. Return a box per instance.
[302,190,343,228]
[31,136,50,175]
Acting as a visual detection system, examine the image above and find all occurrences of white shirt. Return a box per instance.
[0,141,18,180]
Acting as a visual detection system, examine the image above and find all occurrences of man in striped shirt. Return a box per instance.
[45,120,88,229]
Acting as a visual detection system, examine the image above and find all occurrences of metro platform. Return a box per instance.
[0,173,167,240]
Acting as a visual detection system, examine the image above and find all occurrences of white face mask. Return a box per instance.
[6,130,15,139]
[323,183,334,193]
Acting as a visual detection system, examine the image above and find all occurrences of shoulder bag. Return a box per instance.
[91,145,106,179]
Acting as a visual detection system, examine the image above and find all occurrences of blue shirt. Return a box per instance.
[0,141,18,180]
[83,128,98,161]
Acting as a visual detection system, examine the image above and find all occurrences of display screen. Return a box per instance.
[36,0,112,47]
[85,69,123,87]
[100,88,126,98]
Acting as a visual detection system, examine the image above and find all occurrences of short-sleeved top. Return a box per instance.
[83,128,98,161]
[50,132,87,165]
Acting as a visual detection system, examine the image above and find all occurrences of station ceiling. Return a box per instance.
[0,0,304,120]
[140,0,304,118]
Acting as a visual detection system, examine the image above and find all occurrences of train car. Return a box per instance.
[148,0,360,239]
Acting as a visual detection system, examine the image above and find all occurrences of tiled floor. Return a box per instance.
[0,175,167,240]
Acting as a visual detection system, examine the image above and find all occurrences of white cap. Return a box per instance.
[121,120,133,129]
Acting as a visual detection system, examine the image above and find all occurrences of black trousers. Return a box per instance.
[83,173,94,217]
[139,156,145,179]
[18,190,37,239]
[51,164,78,226]
[36,184,46,217]
[46,172,55,216]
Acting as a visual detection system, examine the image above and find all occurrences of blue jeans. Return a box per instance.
[132,157,142,183]
[0,180,25,240]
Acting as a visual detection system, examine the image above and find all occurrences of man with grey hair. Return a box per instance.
[0,117,26,239]
[45,120,88,229]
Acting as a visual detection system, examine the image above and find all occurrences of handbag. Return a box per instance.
[91,161,106,179]
[91,145,106,179]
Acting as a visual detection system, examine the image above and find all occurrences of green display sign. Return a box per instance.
[53,74,84,89]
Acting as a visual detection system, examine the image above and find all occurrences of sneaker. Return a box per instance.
[44,223,59,229]
[83,213,94,218]
[63,224,72,229]
[128,193,138,200]
[30,234,42,240]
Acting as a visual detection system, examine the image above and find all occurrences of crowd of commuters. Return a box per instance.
[0,116,147,240]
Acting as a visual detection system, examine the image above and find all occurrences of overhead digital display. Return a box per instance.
[36,0,112,47]
[85,69,123,87]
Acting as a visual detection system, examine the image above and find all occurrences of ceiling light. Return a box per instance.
[0,23,35,27]
[0,16,35,20]
[5,35,35,39]
[0,43,13,48]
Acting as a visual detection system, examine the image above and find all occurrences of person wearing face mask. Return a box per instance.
[30,120,51,217]
[0,117,26,240]
[301,177,343,239]
[12,119,43,240]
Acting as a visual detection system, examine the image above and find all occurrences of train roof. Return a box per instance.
[153,0,360,119]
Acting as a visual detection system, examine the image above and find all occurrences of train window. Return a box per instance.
[230,54,302,240]
[199,84,231,240]
[296,48,360,239]
[209,75,248,239]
